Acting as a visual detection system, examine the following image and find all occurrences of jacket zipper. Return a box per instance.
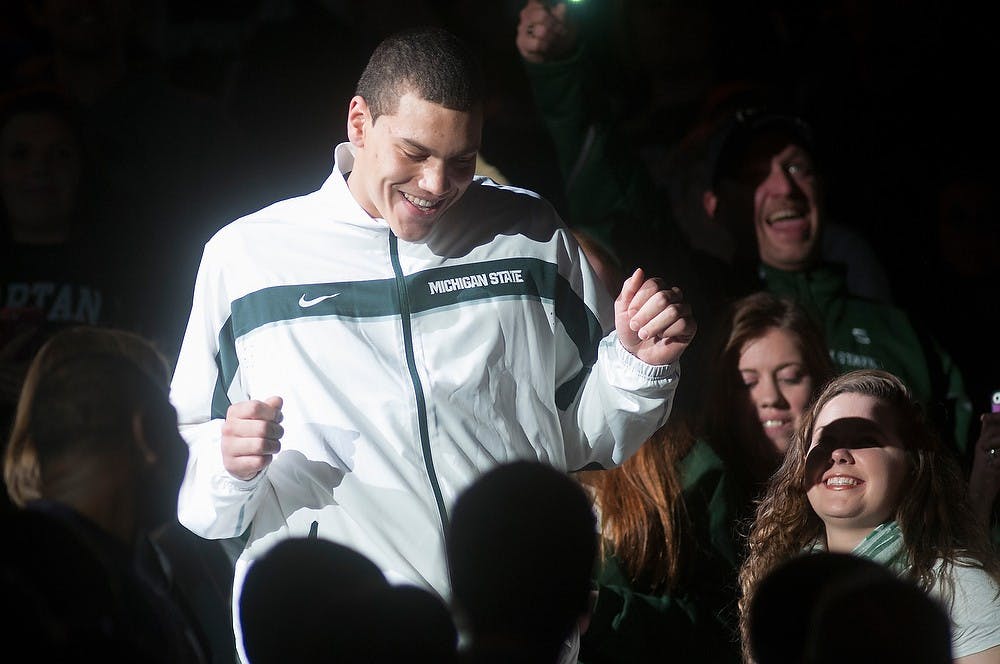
[388,233,449,532]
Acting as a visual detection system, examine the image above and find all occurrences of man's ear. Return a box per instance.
[347,96,370,148]
[702,189,718,220]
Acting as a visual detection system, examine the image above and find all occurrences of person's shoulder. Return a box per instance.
[840,292,912,322]
[838,289,927,345]
[934,559,1000,657]
[442,177,570,248]
[680,438,726,479]
[943,559,1000,593]
[0,507,110,587]
[461,176,557,215]
[206,187,329,249]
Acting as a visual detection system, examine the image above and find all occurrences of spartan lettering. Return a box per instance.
[2,282,103,323]
[5,283,30,308]
[76,287,102,323]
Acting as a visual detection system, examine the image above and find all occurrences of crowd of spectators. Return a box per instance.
[1,1,998,663]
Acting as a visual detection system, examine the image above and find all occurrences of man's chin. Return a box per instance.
[388,218,436,242]
[762,245,816,272]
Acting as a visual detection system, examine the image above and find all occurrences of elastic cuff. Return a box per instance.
[614,336,678,381]
[213,468,266,494]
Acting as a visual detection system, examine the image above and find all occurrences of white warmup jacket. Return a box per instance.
[170,142,679,651]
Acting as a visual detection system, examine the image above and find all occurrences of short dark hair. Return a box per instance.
[355,26,484,122]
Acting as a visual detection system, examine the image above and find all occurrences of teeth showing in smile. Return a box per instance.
[402,192,439,210]
[763,419,788,428]
[768,209,802,223]
[825,476,859,487]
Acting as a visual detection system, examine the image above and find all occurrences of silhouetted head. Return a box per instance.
[3,326,184,542]
[749,551,951,664]
[240,537,456,663]
[447,461,597,658]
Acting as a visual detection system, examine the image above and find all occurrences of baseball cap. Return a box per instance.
[706,108,817,187]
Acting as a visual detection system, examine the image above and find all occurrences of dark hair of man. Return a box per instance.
[355,26,484,123]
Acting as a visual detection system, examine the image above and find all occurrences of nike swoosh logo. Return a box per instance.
[298,292,341,308]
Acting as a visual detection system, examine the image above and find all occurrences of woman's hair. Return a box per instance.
[576,415,696,592]
[4,326,170,506]
[737,369,999,662]
[702,291,834,489]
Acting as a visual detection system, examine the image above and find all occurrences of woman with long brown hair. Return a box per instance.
[702,291,835,522]
[739,369,1000,663]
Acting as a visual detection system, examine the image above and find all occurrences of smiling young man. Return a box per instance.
[169,26,696,660]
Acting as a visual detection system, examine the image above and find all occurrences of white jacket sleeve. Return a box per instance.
[556,235,679,472]
[170,240,269,539]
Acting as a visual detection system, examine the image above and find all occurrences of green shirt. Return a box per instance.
[762,262,972,451]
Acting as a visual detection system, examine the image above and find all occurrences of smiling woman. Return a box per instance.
[701,291,834,524]
[738,370,1000,664]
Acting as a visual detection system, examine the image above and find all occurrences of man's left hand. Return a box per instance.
[614,268,696,366]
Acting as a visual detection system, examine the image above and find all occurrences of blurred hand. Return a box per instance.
[614,268,697,367]
[221,396,284,481]
[516,0,579,64]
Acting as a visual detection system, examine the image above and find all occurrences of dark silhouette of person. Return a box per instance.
[0,326,207,662]
[748,552,952,664]
[447,460,599,663]
[239,536,457,664]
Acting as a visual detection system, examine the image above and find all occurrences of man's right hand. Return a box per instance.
[516,0,578,64]
[221,396,284,480]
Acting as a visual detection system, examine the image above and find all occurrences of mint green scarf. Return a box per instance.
[807,521,909,573]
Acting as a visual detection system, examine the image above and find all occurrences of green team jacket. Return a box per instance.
[761,262,971,450]
[580,439,742,664]
[523,49,972,452]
